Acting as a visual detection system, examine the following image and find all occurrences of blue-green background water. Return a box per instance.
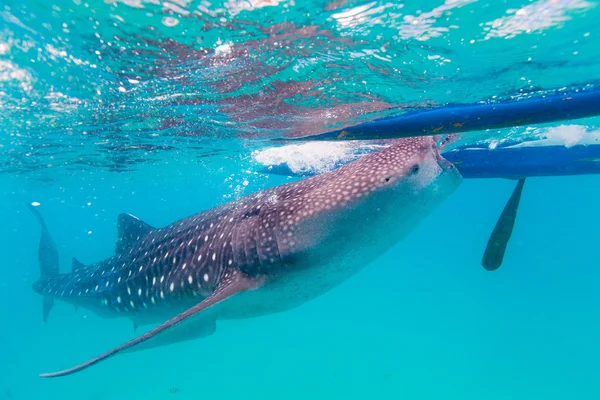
[2,0,600,398]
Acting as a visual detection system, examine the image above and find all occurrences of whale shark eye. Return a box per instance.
[410,164,420,175]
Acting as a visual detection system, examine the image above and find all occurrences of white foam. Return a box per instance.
[508,125,600,149]
[252,142,384,175]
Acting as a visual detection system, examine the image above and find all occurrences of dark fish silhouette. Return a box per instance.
[31,137,462,378]
[482,178,526,271]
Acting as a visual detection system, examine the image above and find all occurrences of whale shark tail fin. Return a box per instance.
[482,178,526,271]
[28,204,60,322]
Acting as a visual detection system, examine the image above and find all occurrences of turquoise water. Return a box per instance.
[2,0,600,399]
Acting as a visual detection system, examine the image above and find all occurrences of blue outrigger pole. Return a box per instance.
[298,87,600,142]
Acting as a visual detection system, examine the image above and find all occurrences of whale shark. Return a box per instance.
[31,136,462,378]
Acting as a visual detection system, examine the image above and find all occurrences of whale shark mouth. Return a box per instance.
[436,149,458,173]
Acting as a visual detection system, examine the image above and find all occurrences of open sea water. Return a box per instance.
[1,0,600,399]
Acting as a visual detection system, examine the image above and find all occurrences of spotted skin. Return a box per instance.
[33,201,268,323]
[33,136,462,377]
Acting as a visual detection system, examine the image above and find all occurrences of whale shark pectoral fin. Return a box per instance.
[116,213,155,255]
[482,178,526,271]
[39,269,262,378]
[126,315,217,353]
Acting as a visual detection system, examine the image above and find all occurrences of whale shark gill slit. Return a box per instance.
[40,269,262,378]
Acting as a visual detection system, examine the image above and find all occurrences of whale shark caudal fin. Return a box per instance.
[115,213,155,255]
[482,178,526,271]
[39,269,263,378]
[28,204,60,323]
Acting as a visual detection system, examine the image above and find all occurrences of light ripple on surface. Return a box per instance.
[0,0,599,176]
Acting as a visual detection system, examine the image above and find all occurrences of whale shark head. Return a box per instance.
[268,136,462,271]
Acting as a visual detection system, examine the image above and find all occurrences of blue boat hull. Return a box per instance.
[445,144,600,179]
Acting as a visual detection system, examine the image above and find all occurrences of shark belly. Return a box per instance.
[216,258,365,319]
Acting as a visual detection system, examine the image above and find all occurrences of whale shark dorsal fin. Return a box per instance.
[39,269,262,378]
[482,178,526,271]
[116,213,154,255]
[71,257,86,273]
